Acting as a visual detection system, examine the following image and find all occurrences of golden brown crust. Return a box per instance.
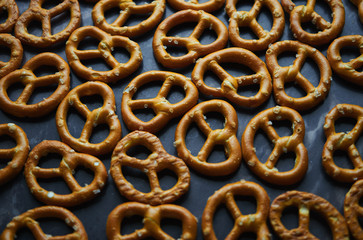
[106,202,197,240]
[167,0,225,12]
[0,34,23,79]
[344,179,363,239]
[0,0,19,33]
[192,47,272,108]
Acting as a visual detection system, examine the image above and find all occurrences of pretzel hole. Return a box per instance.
[256,7,273,32]
[235,0,255,12]
[166,85,186,104]
[280,205,299,230]
[237,83,261,98]
[160,218,183,239]
[274,152,296,172]
[66,108,86,139]
[78,36,100,51]
[254,130,273,164]
[80,95,104,112]
[0,134,16,168]
[41,0,63,10]
[113,47,131,64]
[283,81,308,98]
[277,51,298,67]
[133,108,157,123]
[204,71,222,88]
[207,145,228,163]
[38,152,64,169]
[133,81,163,99]
[0,7,8,25]
[103,6,121,25]
[333,150,354,170]
[37,177,72,194]
[6,82,25,102]
[158,168,178,191]
[89,124,111,144]
[212,205,236,239]
[123,14,151,28]
[168,22,196,38]
[199,27,218,45]
[122,166,151,193]
[27,20,43,37]
[133,0,154,5]
[339,45,361,63]
[220,62,255,77]
[334,117,357,133]
[271,120,293,137]
[81,57,114,71]
[204,112,225,130]
[0,45,11,62]
[73,166,96,187]
[50,9,72,35]
[239,232,258,239]
[185,123,207,156]
[300,57,320,87]
[237,27,258,41]
[308,209,333,239]
[165,45,189,57]
[126,144,152,160]
[37,218,75,237]
[120,214,145,235]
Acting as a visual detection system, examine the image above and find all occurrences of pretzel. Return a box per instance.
[322,104,363,182]
[242,106,308,185]
[106,202,197,240]
[174,100,241,176]
[192,48,272,108]
[0,206,88,240]
[167,0,224,12]
[327,35,363,86]
[0,34,23,79]
[122,71,198,133]
[265,40,332,111]
[0,0,19,33]
[270,190,349,239]
[14,0,81,48]
[153,9,228,69]
[202,180,270,240]
[111,131,190,205]
[225,0,285,51]
[281,0,345,46]
[56,81,122,156]
[344,179,363,239]
[351,0,363,23]
[24,140,107,207]
[0,52,70,118]
[92,0,165,37]
[0,123,29,185]
[65,26,142,83]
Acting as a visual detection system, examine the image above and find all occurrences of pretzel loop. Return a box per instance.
[0,34,23,79]
[344,179,363,239]
[0,0,19,33]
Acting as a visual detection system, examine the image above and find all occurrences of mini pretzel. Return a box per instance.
[344,179,363,239]
[66,26,142,83]
[0,0,19,33]
[270,190,349,239]
[266,40,332,111]
[14,0,81,48]
[106,202,197,240]
[0,52,70,118]
[327,35,363,86]
[0,34,23,79]
[351,0,363,23]
[153,9,228,69]
[111,131,190,205]
[202,180,270,240]
[281,0,345,46]
[92,0,165,37]
[174,100,241,176]
[167,0,225,12]
[192,48,272,108]
[24,140,107,207]
[0,123,29,185]
[1,206,88,240]
[242,106,308,185]
[122,71,198,133]
[322,104,363,183]
[225,0,285,51]
[56,81,122,156]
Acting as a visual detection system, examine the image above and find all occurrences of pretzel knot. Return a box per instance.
[266,40,332,111]
[56,81,122,156]
[92,0,165,37]
[153,9,228,69]
[167,0,225,12]
[0,52,70,118]
[121,71,198,133]
[344,179,363,239]
[270,191,349,240]
[107,202,197,240]
[281,0,345,46]
[0,34,23,79]
[327,35,363,86]
[351,0,363,23]
[1,206,88,240]
[111,131,190,205]
[322,104,363,183]
[0,123,29,185]
[242,106,308,185]
[0,0,19,33]
[225,0,285,51]
[192,48,272,108]
[14,0,81,47]
[24,140,108,207]
[202,180,270,240]
[66,26,142,83]
[175,100,241,176]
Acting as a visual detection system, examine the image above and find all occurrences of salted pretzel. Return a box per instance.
[175,100,241,176]
[327,35,363,86]
[225,0,285,51]
[24,140,107,207]
[0,34,23,79]
[167,0,224,12]
[0,52,70,118]
[351,0,363,23]
[66,26,142,83]
[92,0,165,37]
[0,123,29,185]
[111,131,190,205]
[281,0,345,46]
[344,179,363,239]
[192,48,272,108]
[322,104,363,182]
[242,106,308,185]
[14,0,81,48]
[266,40,332,111]
[107,202,197,240]
[0,0,19,33]
[122,71,198,133]
[153,9,228,69]
[0,206,88,240]
[56,81,122,156]
[202,180,270,240]
[270,191,349,239]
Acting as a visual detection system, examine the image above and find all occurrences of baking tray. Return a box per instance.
[0,0,362,239]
